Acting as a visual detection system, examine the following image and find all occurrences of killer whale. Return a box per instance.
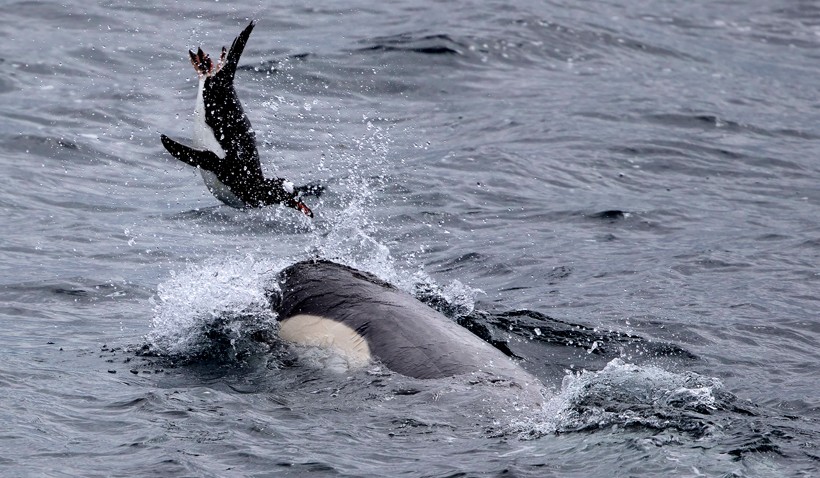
[160,20,314,217]
[271,260,543,405]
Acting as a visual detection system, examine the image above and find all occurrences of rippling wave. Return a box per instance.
[1,0,818,476]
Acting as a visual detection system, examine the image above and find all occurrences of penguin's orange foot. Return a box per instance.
[189,46,228,77]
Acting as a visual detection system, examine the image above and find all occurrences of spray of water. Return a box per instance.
[146,254,285,358]
[510,358,731,440]
[145,115,479,359]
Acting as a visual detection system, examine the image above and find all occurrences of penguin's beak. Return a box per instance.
[295,200,313,218]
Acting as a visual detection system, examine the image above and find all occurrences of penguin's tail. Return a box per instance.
[187,20,255,80]
[220,20,256,80]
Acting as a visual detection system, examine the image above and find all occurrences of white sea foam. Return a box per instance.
[510,359,727,439]
[146,217,480,358]
[146,254,285,357]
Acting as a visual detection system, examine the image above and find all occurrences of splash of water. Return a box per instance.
[145,118,479,359]
[146,254,286,358]
[511,359,731,440]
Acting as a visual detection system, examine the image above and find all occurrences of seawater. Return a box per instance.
[0,1,818,476]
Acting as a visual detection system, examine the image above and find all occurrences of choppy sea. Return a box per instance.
[1,1,818,476]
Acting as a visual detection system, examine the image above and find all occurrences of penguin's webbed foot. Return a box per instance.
[189,46,228,77]
[217,46,227,71]
[189,48,213,76]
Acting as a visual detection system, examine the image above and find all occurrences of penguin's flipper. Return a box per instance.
[160,134,219,171]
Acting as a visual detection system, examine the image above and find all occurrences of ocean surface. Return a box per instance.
[1,0,818,476]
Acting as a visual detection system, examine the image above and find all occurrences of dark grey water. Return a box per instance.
[1,0,818,476]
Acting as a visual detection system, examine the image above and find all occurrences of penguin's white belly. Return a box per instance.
[192,78,244,208]
[199,169,245,208]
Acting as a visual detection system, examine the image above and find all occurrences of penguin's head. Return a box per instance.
[261,178,314,218]
[281,180,314,218]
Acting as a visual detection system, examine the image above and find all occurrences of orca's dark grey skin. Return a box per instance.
[160,21,314,217]
[272,260,543,403]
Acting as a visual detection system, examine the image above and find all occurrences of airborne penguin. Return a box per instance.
[160,20,314,217]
